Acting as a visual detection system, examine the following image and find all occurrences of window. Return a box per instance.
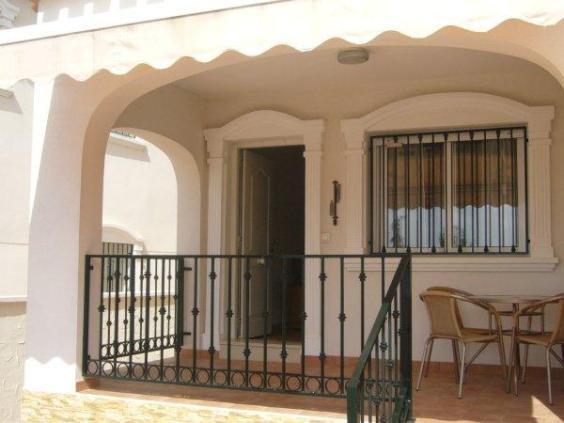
[102,242,134,292]
[370,127,527,254]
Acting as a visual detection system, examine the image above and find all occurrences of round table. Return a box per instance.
[470,294,549,393]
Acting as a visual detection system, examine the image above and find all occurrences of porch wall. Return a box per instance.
[203,62,564,366]
[0,303,25,423]
[0,81,33,421]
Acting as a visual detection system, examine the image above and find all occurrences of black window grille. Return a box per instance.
[102,242,134,292]
[370,126,528,254]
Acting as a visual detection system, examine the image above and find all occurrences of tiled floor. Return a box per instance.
[81,363,564,422]
[414,365,564,422]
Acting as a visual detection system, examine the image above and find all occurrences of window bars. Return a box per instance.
[102,242,134,292]
[370,127,528,254]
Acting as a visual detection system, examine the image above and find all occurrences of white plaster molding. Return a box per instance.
[107,132,148,154]
[0,295,27,303]
[341,92,556,266]
[0,0,19,29]
[101,223,146,252]
[0,87,13,97]
[345,256,558,273]
[204,110,325,353]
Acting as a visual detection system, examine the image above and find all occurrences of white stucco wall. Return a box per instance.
[19,41,564,397]
[0,81,31,422]
[201,57,564,366]
[103,134,177,254]
[115,85,207,254]
[0,302,25,423]
[0,80,33,298]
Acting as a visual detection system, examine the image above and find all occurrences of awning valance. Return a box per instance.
[0,0,563,85]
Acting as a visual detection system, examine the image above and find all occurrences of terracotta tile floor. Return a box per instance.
[83,362,564,422]
[414,366,564,422]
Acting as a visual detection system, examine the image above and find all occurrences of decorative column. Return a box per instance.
[528,110,555,258]
[202,132,224,351]
[303,130,323,356]
[341,123,367,253]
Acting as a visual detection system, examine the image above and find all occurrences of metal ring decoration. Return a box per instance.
[100,345,109,358]
[248,372,264,389]
[266,373,282,390]
[132,363,146,380]
[162,366,177,382]
[87,360,99,376]
[116,362,129,377]
[101,361,115,377]
[195,368,210,385]
[230,370,245,388]
[304,376,322,394]
[147,365,161,381]
[285,375,302,392]
[179,367,193,384]
[324,377,342,395]
[213,369,228,386]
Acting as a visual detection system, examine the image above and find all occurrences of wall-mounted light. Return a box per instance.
[337,48,369,65]
[330,180,341,226]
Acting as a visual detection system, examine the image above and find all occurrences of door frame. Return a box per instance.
[203,110,324,353]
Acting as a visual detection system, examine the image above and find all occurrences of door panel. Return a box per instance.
[241,150,273,338]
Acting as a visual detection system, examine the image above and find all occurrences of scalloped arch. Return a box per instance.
[204,110,324,156]
[342,92,554,146]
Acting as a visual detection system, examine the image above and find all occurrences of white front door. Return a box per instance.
[241,150,273,338]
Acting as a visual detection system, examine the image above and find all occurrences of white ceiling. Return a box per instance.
[173,46,543,100]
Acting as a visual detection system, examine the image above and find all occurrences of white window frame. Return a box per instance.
[341,92,557,272]
[372,128,527,254]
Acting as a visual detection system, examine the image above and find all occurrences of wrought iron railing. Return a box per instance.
[82,253,409,402]
[346,255,412,422]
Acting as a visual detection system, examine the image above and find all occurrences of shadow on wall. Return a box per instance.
[105,128,201,254]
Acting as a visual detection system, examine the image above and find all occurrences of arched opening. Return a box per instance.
[23,41,564,409]
[102,130,177,255]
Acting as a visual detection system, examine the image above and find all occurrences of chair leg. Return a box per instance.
[521,315,532,383]
[452,339,460,383]
[497,334,507,380]
[508,332,519,396]
[546,347,553,405]
[458,342,466,399]
[416,338,431,391]
[560,344,564,391]
[424,339,434,377]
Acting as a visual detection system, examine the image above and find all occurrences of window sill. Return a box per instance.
[345,255,558,273]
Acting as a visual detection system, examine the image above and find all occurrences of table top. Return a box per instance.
[470,294,549,305]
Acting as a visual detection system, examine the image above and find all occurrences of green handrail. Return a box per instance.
[346,255,412,422]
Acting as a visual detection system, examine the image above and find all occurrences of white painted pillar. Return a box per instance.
[303,138,322,356]
[25,80,88,393]
[24,75,117,393]
[202,136,224,351]
[342,126,366,253]
[528,121,554,258]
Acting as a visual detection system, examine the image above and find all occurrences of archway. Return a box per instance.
[24,40,564,392]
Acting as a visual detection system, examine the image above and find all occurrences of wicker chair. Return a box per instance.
[416,290,506,398]
[422,286,494,382]
[509,294,564,405]
[429,285,545,383]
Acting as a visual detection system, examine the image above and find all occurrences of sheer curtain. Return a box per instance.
[385,141,444,252]
[373,127,525,254]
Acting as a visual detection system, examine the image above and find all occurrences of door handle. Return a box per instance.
[256,258,266,266]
